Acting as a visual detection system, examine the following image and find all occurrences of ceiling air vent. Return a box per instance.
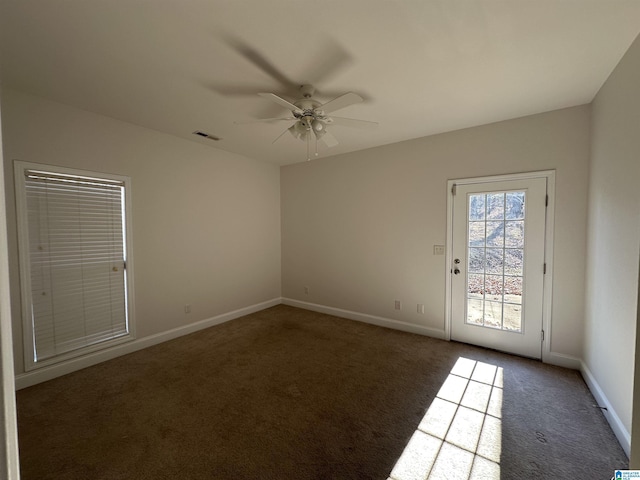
[193,131,221,141]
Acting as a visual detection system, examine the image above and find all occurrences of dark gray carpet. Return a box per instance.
[16,305,627,479]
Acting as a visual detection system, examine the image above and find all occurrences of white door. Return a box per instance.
[450,177,547,358]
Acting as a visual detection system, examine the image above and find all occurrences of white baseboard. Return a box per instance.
[281,298,447,340]
[580,361,631,457]
[545,351,582,370]
[15,297,281,390]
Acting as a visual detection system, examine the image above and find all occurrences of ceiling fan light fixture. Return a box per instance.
[288,121,311,140]
[299,115,315,129]
[311,119,324,132]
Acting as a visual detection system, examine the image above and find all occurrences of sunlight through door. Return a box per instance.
[388,357,503,480]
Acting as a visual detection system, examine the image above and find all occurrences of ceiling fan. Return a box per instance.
[237,84,378,160]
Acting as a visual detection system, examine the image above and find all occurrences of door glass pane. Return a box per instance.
[468,248,485,273]
[486,193,504,220]
[504,276,522,304]
[468,273,484,299]
[467,299,484,325]
[484,301,503,328]
[505,192,525,219]
[505,250,523,276]
[469,194,485,221]
[485,249,504,275]
[485,221,504,247]
[485,275,503,302]
[505,221,524,248]
[466,191,526,333]
[503,304,522,331]
[468,222,485,247]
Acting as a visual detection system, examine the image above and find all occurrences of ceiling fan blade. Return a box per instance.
[223,35,297,90]
[320,130,339,148]
[272,125,296,144]
[301,39,353,86]
[234,117,295,125]
[329,116,379,129]
[320,92,363,114]
[258,93,301,113]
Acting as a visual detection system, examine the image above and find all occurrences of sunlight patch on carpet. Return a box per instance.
[388,357,503,480]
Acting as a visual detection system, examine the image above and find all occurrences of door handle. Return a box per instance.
[453,258,461,275]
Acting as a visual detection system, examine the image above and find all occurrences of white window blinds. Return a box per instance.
[22,168,131,365]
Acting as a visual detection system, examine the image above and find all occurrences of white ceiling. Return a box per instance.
[1,1,640,166]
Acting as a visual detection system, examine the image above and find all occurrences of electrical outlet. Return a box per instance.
[304,286,309,295]
[417,303,425,314]
[184,304,191,314]
[433,245,445,255]
[395,300,401,310]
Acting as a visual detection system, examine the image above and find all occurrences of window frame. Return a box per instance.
[14,161,136,371]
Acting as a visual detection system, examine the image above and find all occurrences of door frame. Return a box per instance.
[445,170,556,363]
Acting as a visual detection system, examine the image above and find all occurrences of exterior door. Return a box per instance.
[450,176,547,358]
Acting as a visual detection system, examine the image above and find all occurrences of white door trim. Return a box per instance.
[445,170,555,363]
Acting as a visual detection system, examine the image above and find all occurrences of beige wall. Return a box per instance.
[1,89,282,375]
[282,105,590,359]
[586,33,640,454]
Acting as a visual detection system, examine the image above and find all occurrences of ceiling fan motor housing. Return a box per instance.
[293,95,326,132]
[299,84,315,98]
[294,98,321,112]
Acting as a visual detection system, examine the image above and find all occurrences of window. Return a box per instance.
[15,162,134,370]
